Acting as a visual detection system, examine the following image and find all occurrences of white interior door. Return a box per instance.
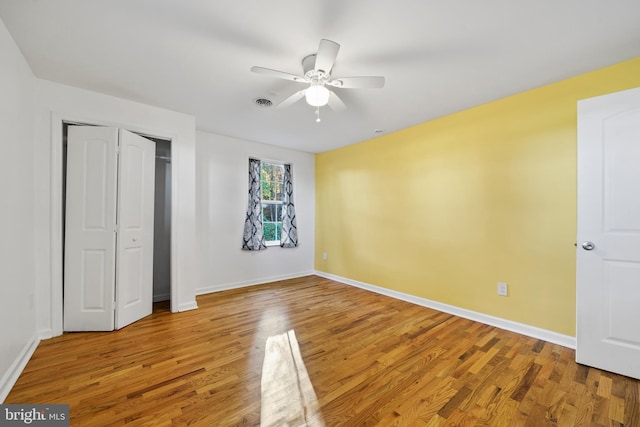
[64,126,118,331]
[64,126,156,331]
[576,86,640,379]
[115,129,156,329]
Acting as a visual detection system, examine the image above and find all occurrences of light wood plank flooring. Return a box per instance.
[6,275,640,426]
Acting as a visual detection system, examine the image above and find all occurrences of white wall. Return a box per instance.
[33,80,199,338]
[0,18,37,402]
[196,131,315,292]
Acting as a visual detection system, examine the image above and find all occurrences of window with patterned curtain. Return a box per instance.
[243,159,298,250]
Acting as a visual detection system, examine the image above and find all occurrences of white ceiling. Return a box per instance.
[1,1,639,153]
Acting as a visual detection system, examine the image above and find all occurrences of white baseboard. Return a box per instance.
[38,329,53,340]
[196,270,315,295]
[177,301,198,312]
[315,271,576,349]
[0,336,40,403]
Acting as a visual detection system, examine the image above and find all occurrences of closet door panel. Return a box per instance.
[64,126,118,331]
[115,129,156,329]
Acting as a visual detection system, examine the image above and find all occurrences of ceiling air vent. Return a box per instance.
[254,98,273,108]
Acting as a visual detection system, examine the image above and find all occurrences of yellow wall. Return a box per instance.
[315,57,640,337]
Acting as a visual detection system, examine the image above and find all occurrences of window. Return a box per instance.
[260,161,285,245]
[242,158,297,250]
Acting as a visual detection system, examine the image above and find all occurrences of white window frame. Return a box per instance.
[259,159,286,246]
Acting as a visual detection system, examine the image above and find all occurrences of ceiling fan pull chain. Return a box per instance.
[315,106,321,123]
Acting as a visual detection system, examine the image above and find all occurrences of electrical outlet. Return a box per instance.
[322,252,327,260]
[497,282,508,296]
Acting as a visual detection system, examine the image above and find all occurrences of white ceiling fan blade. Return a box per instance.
[277,90,306,108]
[327,90,347,111]
[327,76,385,89]
[250,66,307,83]
[315,39,340,74]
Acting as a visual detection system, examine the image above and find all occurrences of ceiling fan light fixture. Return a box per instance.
[305,84,330,107]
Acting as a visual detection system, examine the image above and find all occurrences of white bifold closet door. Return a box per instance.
[64,126,156,331]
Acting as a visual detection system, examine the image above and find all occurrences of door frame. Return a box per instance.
[50,112,178,336]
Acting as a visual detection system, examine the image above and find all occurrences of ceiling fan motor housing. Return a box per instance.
[303,54,329,81]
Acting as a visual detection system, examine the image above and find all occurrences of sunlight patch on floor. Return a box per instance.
[261,329,325,427]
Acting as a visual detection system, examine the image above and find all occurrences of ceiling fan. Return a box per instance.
[251,39,385,118]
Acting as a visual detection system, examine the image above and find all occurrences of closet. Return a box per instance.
[63,125,168,331]
[152,139,171,302]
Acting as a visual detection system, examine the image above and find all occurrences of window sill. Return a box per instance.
[265,241,280,247]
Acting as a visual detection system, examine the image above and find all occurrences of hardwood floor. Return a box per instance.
[6,276,640,426]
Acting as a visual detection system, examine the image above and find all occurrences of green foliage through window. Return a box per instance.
[260,162,285,243]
